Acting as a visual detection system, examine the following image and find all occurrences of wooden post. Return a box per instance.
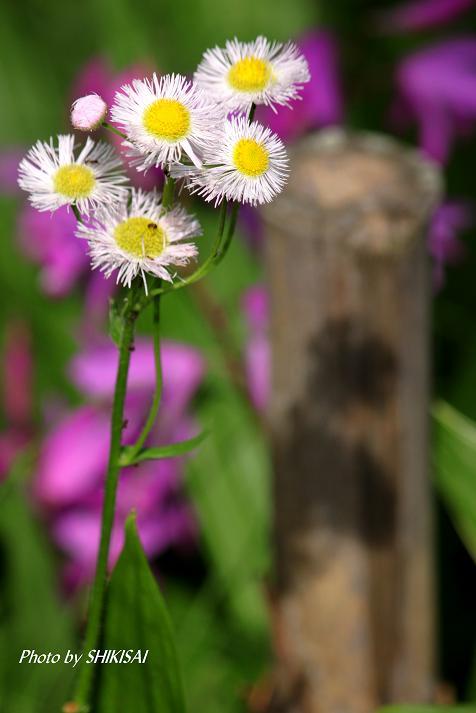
[262,130,442,713]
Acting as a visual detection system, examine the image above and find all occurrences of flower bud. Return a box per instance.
[71,94,107,132]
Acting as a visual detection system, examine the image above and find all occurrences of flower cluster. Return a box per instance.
[17,37,309,291]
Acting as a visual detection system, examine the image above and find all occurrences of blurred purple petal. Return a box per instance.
[256,30,343,142]
[394,38,476,163]
[377,0,474,32]
[70,338,204,409]
[36,406,110,506]
[429,200,472,290]
[242,286,270,411]
[18,205,88,296]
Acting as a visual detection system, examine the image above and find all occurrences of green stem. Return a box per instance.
[214,202,239,266]
[102,121,128,140]
[121,287,162,465]
[72,204,82,223]
[73,285,141,709]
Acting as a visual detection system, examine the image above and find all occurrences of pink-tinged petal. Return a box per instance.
[0,149,23,195]
[256,30,343,142]
[377,0,474,33]
[3,321,33,427]
[35,406,110,507]
[70,339,204,411]
[17,205,88,297]
[71,94,108,132]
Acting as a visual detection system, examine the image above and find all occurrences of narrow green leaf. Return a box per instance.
[121,431,208,466]
[433,401,476,562]
[96,514,186,713]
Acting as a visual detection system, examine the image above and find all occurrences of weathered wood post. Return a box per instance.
[262,130,442,713]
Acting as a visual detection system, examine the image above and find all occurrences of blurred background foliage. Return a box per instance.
[1,0,476,711]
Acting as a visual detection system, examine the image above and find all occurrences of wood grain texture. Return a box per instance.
[262,129,442,713]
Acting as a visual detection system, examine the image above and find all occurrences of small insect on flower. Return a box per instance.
[71,94,108,132]
[194,36,310,114]
[77,188,201,290]
[110,73,225,172]
[172,116,289,207]
[18,135,128,215]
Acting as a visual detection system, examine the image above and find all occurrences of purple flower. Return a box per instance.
[35,337,205,587]
[429,200,472,290]
[242,286,270,412]
[377,0,474,33]
[18,205,89,297]
[256,30,344,142]
[393,38,476,163]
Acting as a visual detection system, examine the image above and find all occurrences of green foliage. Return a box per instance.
[96,515,186,713]
[433,401,476,562]
[0,468,75,713]
[120,430,208,465]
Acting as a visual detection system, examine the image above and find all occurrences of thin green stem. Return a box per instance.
[102,121,128,140]
[121,286,162,465]
[72,284,141,710]
[214,202,239,266]
[248,103,256,122]
[72,204,82,223]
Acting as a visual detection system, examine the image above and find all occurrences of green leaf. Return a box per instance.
[0,471,76,713]
[121,431,208,466]
[96,514,186,713]
[433,401,476,561]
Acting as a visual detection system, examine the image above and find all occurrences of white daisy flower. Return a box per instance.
[18,134,128,215]
[110,73,225,172]
[77,188,201,290]
[171,116,289,207]
[194,36,310,113]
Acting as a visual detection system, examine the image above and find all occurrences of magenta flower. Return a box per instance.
[393,38,476,163]
[256,30,344,142]
[18,205,89,297]
[242,286,270,412]
[377,0,474,33]
[35,337,204,587]
[429,200,472,290]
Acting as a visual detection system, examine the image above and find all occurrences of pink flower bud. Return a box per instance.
[71,94,107,131]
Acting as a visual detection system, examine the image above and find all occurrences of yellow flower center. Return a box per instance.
[143,99,191,141]
[232,138,269,177]
[228,57,271,92]
[114,217,166,258]
[53,164,95,199]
